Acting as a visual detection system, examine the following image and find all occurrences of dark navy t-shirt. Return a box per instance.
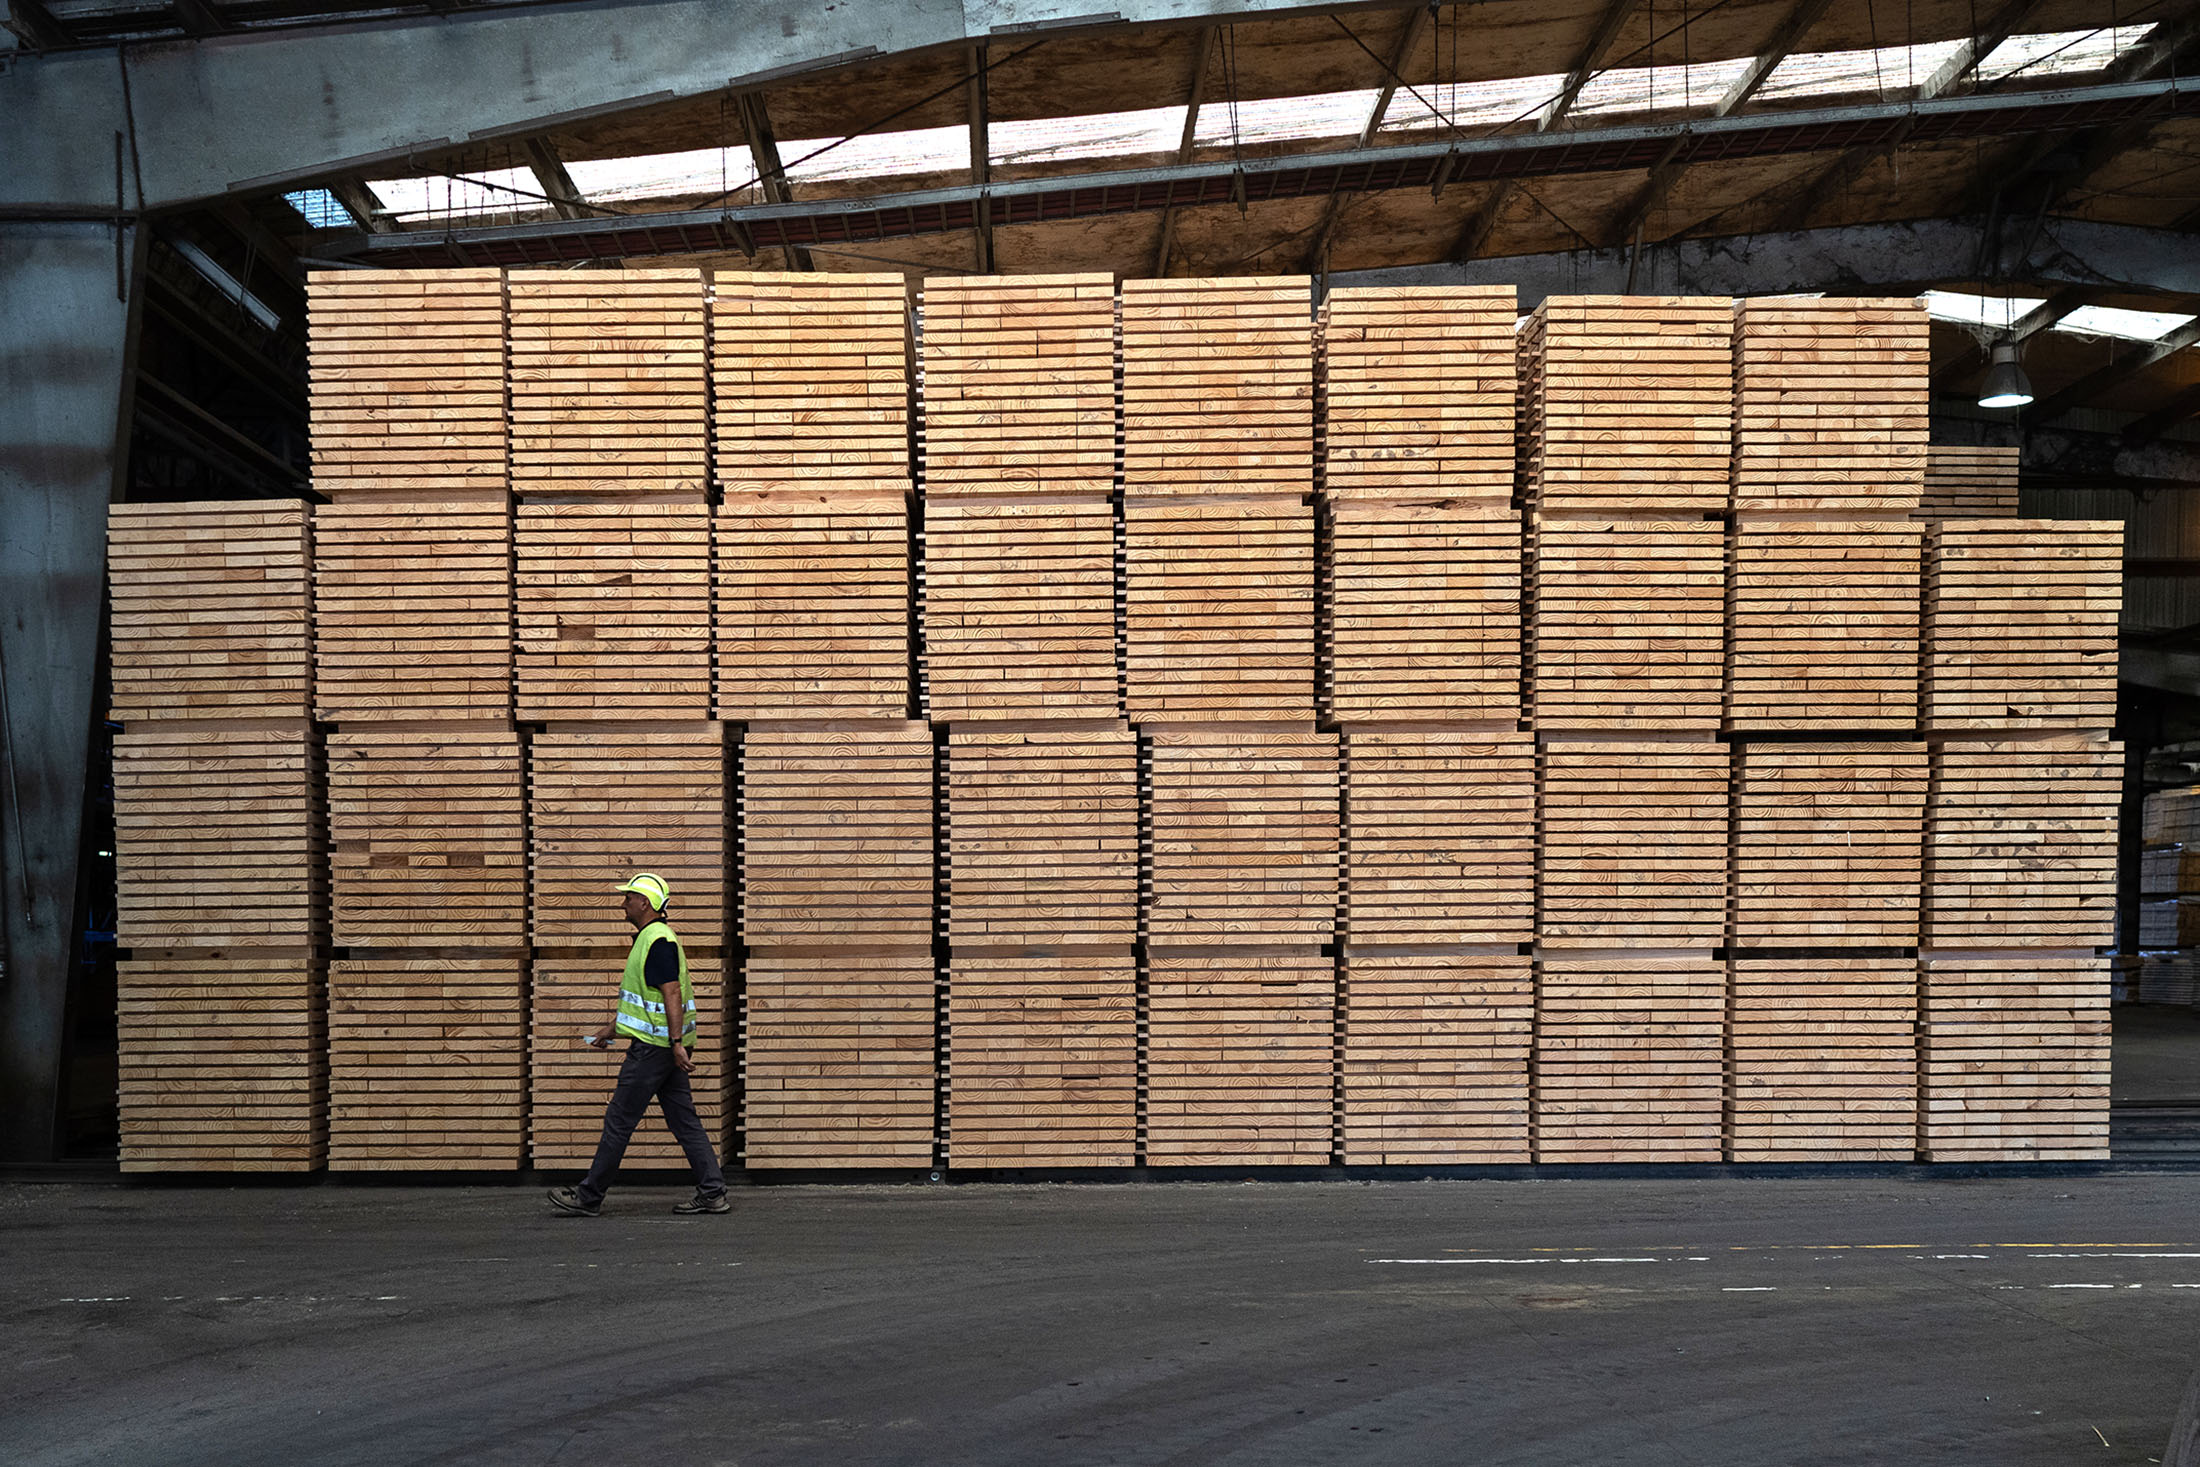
[643,936,680,989]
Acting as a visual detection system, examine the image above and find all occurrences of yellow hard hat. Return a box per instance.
[616,872,670,909]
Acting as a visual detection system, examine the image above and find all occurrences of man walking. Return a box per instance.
[548,872,730,1216]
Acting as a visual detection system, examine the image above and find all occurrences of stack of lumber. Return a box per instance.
[1536,740,1730,947]
[1727,521,1921,731]
[1923,735,2121,948]
[306,268,506,500]
[944,953,1136,1167]
[923,498,1118,720]
[713,271,909,495]
[2140,801,2200,1006]
[1921,444,2022,518]
[1339,953,1531,1164]
[1728,956,1917,1160]
[1731,297,1928,513]
[1120,279,1312,496]
[740,723,933,946]
[1527,517,1725,729]
[1919,953,2110,1161]
[327,729,526,947]
[117,949,326,1172]
[1146,952,1334,1164]
[944,727,1138,947]
[528,728,727,950]
[1325,499,1521,720]
[106,502,312,720]
[508,269,707,497]
[1147,729,1339,945]
[313,501,512,721]
[2145,787,2200,847]
[1341,730,1534,944]
[1533,953,1725,1161]
[1518,297,1731,514]
[714,493,909,719]
[1731,742,1927,947]
[1922,519,2121,732]
[1318,285,1515,499]
[1124,496,1315,720]
[921,275,1115,496]
[327,954,526,1169]
[2140,898,2200,948]
[515,501,712,719]
[741,951,935,1168]
[529,955,726,1167]
[2136,951,2200,1006]
[113,727,326,947]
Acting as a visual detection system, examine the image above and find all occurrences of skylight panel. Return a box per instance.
[2059,304,2197,342]
[1194,89,1382,148]
[368,167,537,225]
[783,124,969,183]
[566,147,756,204]
[1382,73,1572,132]
[1571,56,1756,117]
[1755,39,1969,102]
[1976,24,2156,85]
[1922,289,2049,330]
[991,105,1186,165]
[284,188,352,229]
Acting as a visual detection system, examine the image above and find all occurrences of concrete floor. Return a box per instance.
[5,1175,2200,1466]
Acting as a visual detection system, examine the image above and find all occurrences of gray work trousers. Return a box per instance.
[576,1039,724,1203]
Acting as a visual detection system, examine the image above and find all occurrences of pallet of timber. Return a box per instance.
[327,954,526,1170]
[507,268,707,496]
[1148,729,1339,945]
[1120,279,1313,496]
[1342,730,1534,944]
[313,501,512,721]
[1146,951,1334,1165]
[1731,741,1927,947]
[529,727,727,950]
[118,948,326,1173]
[1518,296,1731,514]
[1728,520,1921,731]
[106,502,312,720]
[924,497,1118,719]
[2140,898,2200,948]
[1732,296,1928,512]
[946,727,1139,946]
[1729,956,1917,1161]
[515,500,712,719]
[1527,516,1724,730]
[921,275,1115,496]
[741,722,933,945]
[1921,445,2020,519]
[1339,952,1530,1164]
[1326,499,1521,720]
[1923,519,2121,732]
[528,955,727,1167]
[1919,953,2109,1161]
[715,492,909,719]
[1536,739,1730,947]
[113,725,326,947]
[1125,495,1315,720]
[1319,285,1516,500]
[2136,950,2200,1006]
[1533,952,1724,1162]
[307,268,507,499]
[945,953,1136,1167]
[714,271,910,494]
[2140,844,2200,895]
[2146,788,2200,847]
[327,728,526,947]
[1923,735,2121,947]
[741,951,935,1168]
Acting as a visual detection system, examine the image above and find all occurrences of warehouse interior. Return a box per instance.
[7,0,2200,1172]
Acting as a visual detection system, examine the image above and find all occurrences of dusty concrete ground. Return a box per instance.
[4,1173,2198,1466]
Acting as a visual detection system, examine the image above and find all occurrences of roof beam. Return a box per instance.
[2024,316,2200,423]
[523,137,591,222]
[326,177,394,234]
[1452,0,1635,260]
[736,91,811,272]
[968,42,992,274]
[1306,4,1429,273]
[2122,380,2200,446]
[1152,24,1217,279]
[2,0,69,50]
[1929,285,2099,390]
[169,0,227,37]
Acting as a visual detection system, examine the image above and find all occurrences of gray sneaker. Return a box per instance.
[673,1188,731,1215]
[547,1186,600,1217]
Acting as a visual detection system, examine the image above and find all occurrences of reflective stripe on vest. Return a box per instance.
[615,920,695,1049]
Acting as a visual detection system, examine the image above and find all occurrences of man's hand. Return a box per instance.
[588,1024,616,1050]
[672,1042,693,1075]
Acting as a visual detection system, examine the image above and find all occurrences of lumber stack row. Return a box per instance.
[741,951,936,1168]
[920,276,1116,496]
[1920,953,2110,1161]
[327,954,527,1169]
[1923,520,2122,733]
[1324,499,1521,721]
[1731,296,1928,512]
[1339,953,1532,1164]
[1537,740,1731,948]
[1318,285,1515,499]
[1534,954,1726,1162]
[529,956,727,1167]
[2134,951,2200,1007]
[1147,729,1340,945]
[117,949,326,1173]
[1146,952,1335,1165]
[515,502,712,719]
[712,272,909,495]
[945,954,1137,1167]
[944,727,1139,947]
[739,722,934,946]
[1923,735,2121,948]
[1727,521,1921,731]
[1921,444,2021,518]
[714,493,909,719]
[2138,790,2200,1010]
[922,498,1118,720]
[507,268,707,496]
[313,501,512,722]
[1728,957,1918,1161]
[1341,730,1534,944]
[326,729,527,948]
[1120,278,1312,496]
[1731,742,1927,947]
[1527,517,1725,730]
[528,728,728,951]
[306,267,506,499]
[1124,496,1315,720]
[106,502,312,721]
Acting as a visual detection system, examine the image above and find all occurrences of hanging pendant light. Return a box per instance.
[1978,339,2035,409]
